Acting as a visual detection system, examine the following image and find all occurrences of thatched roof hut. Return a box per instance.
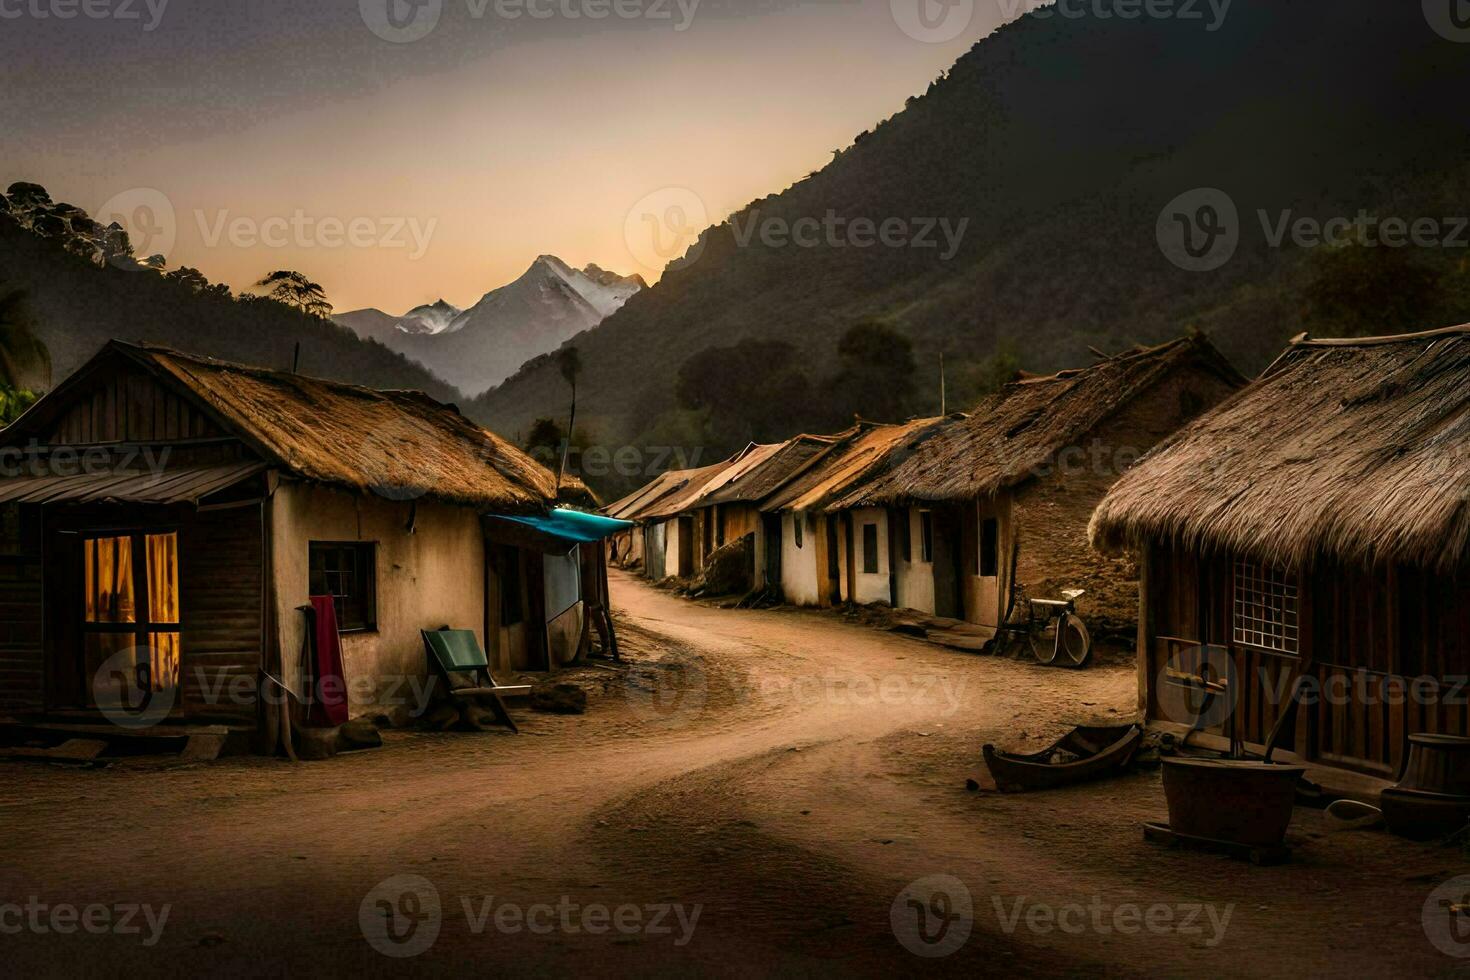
[5,341,579,512]
[834,333,1243,509]
[762,419,946,515]
[1089,324,1470,574]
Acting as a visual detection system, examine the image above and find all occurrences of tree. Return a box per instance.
[1301,240,1442,338]
[820,321,917,425]
[0,287,51,393]
[255,270,333,318]
[675,338,813,453]
[166,266,231,297]
[555,346,582,485]
[525,417,564,468]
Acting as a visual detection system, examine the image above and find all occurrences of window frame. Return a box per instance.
[1232,559,1299,656]
[79,527,183,703]
[308,541,378,634]
[899,510,912,563]
[862,523,879,575]
[980,516,999,578]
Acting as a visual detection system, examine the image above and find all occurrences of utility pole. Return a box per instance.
[939,352,946,416]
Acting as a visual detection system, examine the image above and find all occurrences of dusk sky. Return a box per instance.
[4,0,1022,313]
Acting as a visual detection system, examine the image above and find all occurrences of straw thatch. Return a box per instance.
[605,469,692,521]
[701,434,838,506]
[761,419,945,514]
[833,333,1242,510]
[31,342,573,512]
[1089,324,1470,573]
[635,459,742,520]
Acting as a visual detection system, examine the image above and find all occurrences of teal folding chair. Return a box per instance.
[420,628,530,733]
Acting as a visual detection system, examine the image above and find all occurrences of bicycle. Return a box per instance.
[996,585,1093,668]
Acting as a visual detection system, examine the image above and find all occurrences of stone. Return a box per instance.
[531,681,588,715]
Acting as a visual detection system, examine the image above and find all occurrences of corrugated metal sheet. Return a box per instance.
[0,462,265,505]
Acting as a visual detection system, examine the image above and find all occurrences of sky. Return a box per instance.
[4,0,1021,313]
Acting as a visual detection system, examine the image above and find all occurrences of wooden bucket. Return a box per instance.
[1161,758,1304,847]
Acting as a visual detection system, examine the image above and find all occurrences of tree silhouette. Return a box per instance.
[0,287,51,392]
[255,270,333,318]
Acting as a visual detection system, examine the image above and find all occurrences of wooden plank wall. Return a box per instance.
[0,557,45,712]
[179,507,263,722]
[45,365,226,445]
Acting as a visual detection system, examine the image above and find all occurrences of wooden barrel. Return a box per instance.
[1393,734,1470,796]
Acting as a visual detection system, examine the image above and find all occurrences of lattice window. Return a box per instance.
[1233,560,1299,655]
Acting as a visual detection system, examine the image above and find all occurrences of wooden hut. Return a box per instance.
[835,334,1242,634]
[0,342,614,751]
[1090,325,1470,781]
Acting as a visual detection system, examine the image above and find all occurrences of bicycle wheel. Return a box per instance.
[1029,615,1059,665]
[1056,612,1092,668]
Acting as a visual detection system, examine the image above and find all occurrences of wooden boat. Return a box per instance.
[983,724,1143,792]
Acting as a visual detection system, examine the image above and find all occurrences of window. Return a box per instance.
[497,545,524,626]
[82,531,181,706]
[980,517,999,577]
[309,542,377,632]
[1233,559,1299,655]
[793,515,803,549]
[899,511,912,562]
[862,523,879,574]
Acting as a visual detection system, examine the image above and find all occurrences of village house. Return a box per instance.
[831,333,1243,636]
[616,458,736,581]
[693,434,839,592]
[760,419,947,608]
[1089,324,1470,783]
[603,468,692,571]
[0,342,621,753]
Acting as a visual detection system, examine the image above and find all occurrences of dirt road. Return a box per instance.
[1,570,1465,977]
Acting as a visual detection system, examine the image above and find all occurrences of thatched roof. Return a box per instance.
[833,333,1242,509]
[10,342,574,513]
[762,419,945,514]
[701,435,839,506]
[1089,324,1470,573]
[605,469,692,521]
[635,459,741,521]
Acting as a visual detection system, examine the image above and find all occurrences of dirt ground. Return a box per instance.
[2,569,1468,977]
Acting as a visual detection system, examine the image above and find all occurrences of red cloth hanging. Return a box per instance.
[308,595,350,727]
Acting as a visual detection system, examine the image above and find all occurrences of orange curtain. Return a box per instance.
[85,536,135,624]
[146,533,181,692]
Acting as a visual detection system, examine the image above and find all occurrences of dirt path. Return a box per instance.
[0,570,1464,977]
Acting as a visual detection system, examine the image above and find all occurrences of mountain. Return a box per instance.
[0,187,461,403]
[335,255,644,394]
[468,1,1470,462]
[398,299,461,336]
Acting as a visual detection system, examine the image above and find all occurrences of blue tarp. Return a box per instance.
[490,507,634,545]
